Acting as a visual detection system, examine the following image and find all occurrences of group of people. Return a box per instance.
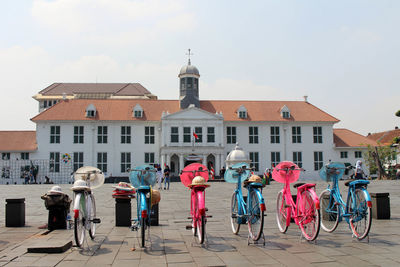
[156,164,171,190]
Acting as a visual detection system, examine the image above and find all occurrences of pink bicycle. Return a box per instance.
[273,161,321,241]
[180,163,211,244]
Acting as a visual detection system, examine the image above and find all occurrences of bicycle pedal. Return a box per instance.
[187,217,192,219]
[92,218,101,224]
[186,225,193,230]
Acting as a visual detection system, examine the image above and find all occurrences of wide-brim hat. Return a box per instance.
[188,176,210,188]
[48,185,63,195]
[71,180,90,191]
[112,182,135,191]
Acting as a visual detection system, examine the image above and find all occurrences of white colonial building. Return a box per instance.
[0,59,377,184]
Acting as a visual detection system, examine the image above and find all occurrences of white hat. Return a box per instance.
[71,180,90,191]
[48,185,63,195]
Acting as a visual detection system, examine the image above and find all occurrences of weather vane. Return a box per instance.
[186,49,193,65]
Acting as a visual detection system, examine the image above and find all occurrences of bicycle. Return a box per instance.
[224,162,266,244]
[319,162,372,240]
[72,166,104,248]
[180,163,211,244]
[129,164,157,247]
[273,161,320,241]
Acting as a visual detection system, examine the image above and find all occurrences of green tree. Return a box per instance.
[396,110,400,117]
[363,144,398,179]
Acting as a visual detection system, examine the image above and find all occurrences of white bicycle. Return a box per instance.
[72,166,104,248]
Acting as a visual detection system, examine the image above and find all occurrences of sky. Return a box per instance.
[0,0,399,135]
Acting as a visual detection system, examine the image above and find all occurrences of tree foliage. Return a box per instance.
[363,144,398,179]
[396,110,400,117]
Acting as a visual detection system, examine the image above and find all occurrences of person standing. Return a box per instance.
[163,165,170,190]
[355,160,366,179]
[219,166,226,179]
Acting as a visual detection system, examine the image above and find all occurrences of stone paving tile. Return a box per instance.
[192,255,226,266]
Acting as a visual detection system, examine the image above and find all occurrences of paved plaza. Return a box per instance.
[0,180,399,266]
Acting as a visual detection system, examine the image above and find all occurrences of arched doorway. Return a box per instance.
[170,154,179,176]
[206,154,216,177]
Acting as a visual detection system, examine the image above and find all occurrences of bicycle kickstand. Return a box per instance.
[247,232,265,246]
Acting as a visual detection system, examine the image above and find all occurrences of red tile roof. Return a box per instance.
[333,129,377,147]
[38,83,151,96]
[0,131,37,152]
[366,128,400,145]
[31,99,340,122]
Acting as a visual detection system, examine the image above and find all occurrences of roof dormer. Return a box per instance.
[237,105,248,119]
[133,104,143,118]
[280,105,290,119]
[85,104,96,118]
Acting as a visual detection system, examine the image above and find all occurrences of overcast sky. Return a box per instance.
[0,0,399,135]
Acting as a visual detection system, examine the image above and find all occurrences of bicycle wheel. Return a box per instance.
[349,188,372,240]
[89,194,96,239]
[197,215,206,244]
[230,192,240,234]
[276,191,289,233]
[319,189,339,232]
[141,216,146,247]
[297,190,320,241]
[74,195,86,247]
[248,190,264,241]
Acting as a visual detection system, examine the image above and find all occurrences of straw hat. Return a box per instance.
[48,185,63,195]
[151,189,161,206]
[244,175,263,186]
[71,180,90,191]
[188,176,210,188]
[112,182,135,191]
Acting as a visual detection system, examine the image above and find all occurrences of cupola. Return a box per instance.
[179,49,200,109]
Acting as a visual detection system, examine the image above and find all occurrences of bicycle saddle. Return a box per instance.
[293,182,305,188]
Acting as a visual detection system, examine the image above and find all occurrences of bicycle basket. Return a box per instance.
[224,162,250,184]
[129,164,156,188]
[272,161,300,184]
[74,166,105,189]
[180,163,209,188]
[319,162,345,182]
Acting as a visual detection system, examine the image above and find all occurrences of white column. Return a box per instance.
[179,154,184,172]
[202,154,206,166]
[166,154,171,167]
[161,154,165,170]
[215,153,221,176]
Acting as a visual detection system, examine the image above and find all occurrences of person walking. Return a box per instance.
[163,165,170,190]
[156,165,163,190]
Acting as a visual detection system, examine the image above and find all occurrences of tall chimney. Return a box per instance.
[303,95,308,102]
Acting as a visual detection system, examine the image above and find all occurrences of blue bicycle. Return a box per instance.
[225,162,266,244]
[319,162,372,240]
[129,165,157,247]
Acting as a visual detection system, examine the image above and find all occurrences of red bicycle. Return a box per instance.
[180,163,211,244]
